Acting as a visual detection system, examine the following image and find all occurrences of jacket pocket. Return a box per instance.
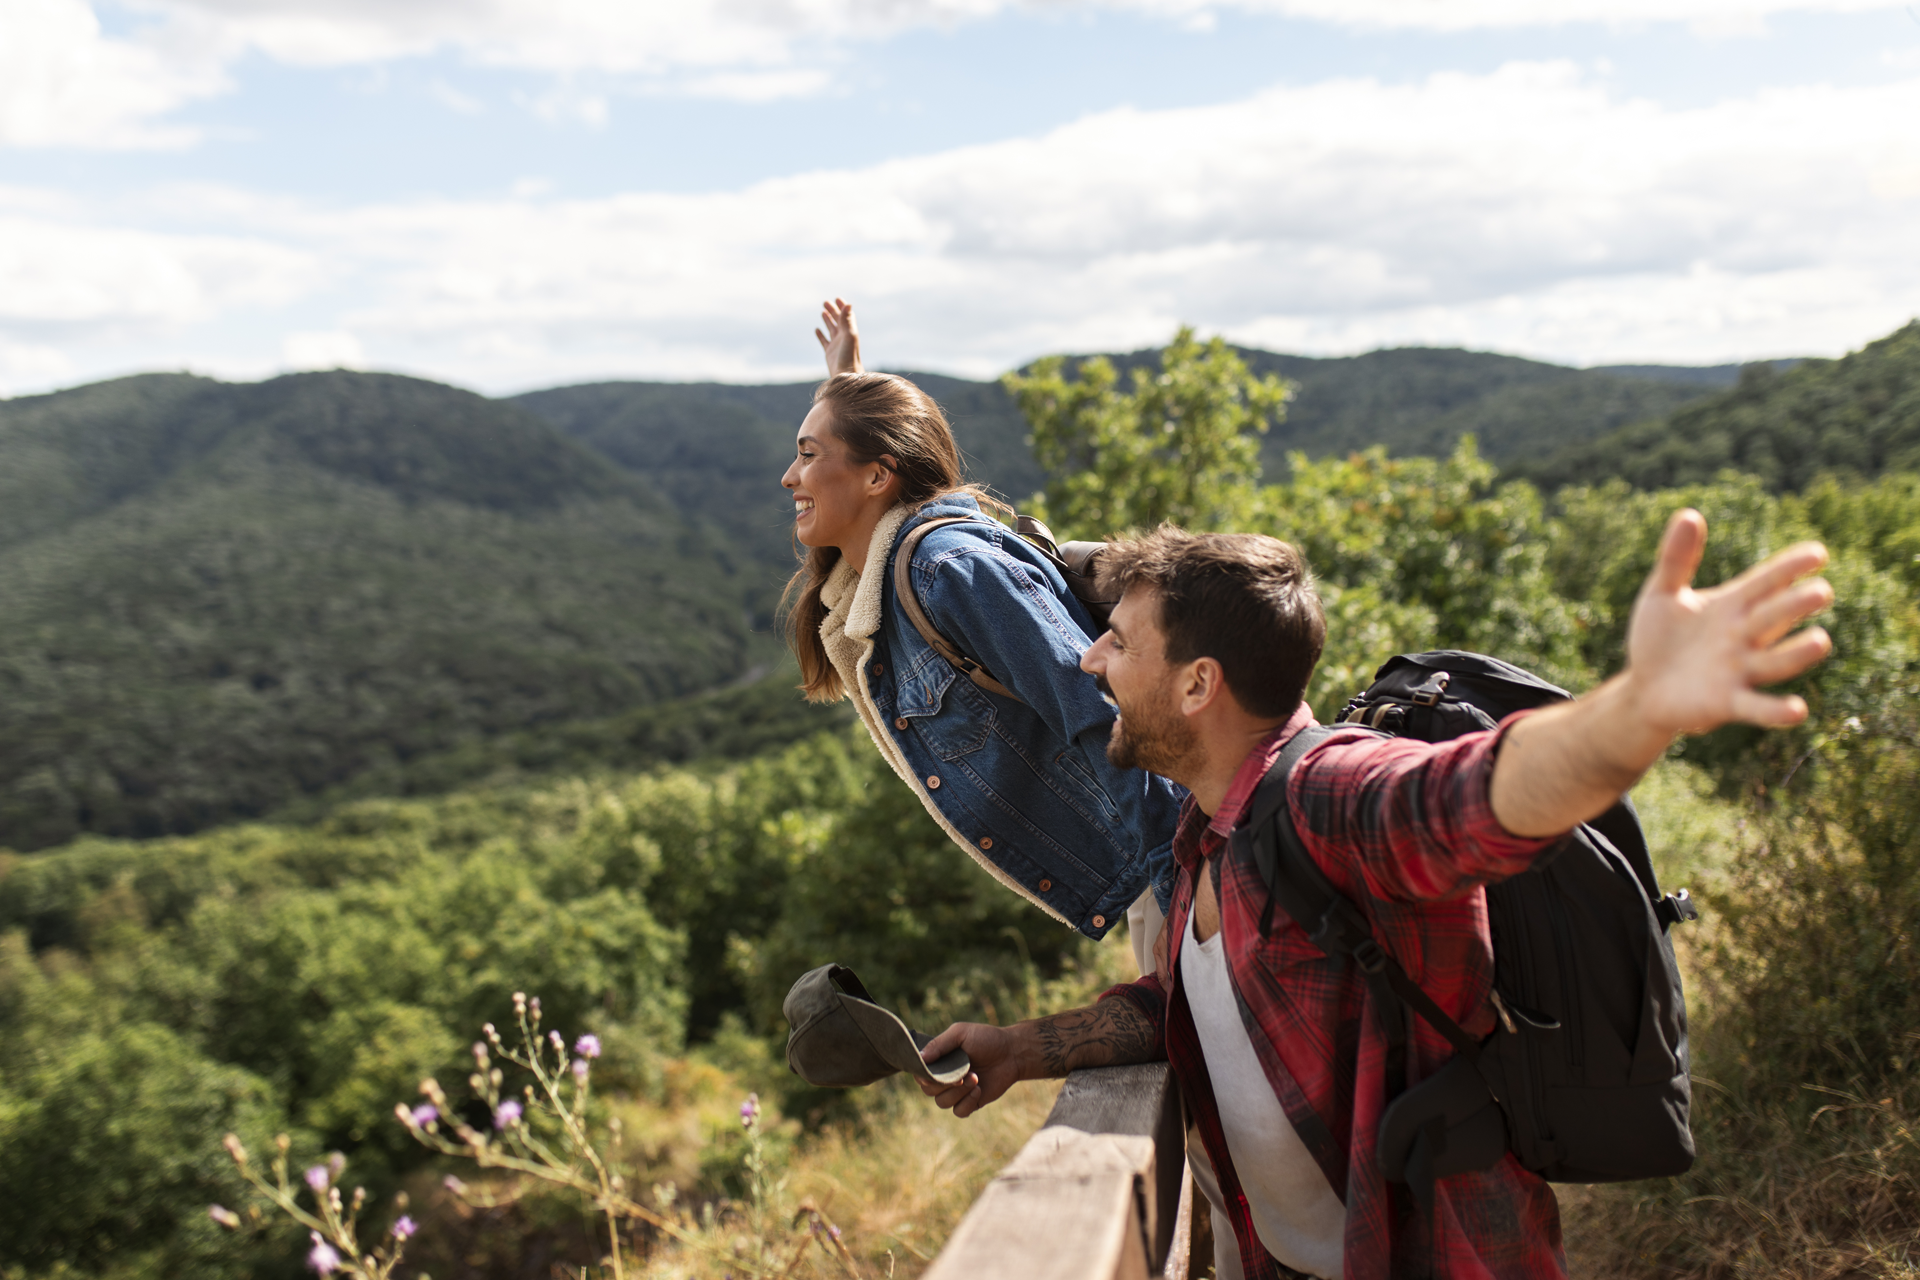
[910,667,994,760]
[1053,749,1121,824]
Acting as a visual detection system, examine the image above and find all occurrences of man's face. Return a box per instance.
[1081,586,1199,779]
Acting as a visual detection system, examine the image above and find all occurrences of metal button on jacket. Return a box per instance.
[894,717,908,731]
[1091,915,1106,929]
[978,836,993,850]
[1038,878,1052,893]
[926,775,941,789]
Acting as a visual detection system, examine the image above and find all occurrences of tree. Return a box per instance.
[1005,327,1291,539]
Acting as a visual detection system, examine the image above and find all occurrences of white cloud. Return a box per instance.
[0,0,227,147]
[0,213,320,328]
[12,0,1908,147]
[5,62,1918,391]
[282,328,365,368]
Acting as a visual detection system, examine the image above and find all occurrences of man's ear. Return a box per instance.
[1178,657,1229,718]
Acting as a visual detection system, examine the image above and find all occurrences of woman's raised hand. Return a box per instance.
[816,297,863,376]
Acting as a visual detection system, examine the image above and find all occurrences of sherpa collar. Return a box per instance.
[820,503,911,645]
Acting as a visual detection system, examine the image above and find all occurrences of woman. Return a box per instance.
[781,299,1180,945]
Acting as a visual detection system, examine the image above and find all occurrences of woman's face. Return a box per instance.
[782,402,896,556]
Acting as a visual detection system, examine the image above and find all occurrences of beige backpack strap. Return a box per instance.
[892,517,1022,702]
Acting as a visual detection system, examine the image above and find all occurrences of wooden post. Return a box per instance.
[923,1061,1192,1280]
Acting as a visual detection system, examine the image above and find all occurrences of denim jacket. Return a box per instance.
[822,495,1181,939]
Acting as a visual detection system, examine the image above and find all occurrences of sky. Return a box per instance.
[2,0,1919,397]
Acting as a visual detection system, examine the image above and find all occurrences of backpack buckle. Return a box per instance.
[1655,888,1700,928]
[1410,671,1451,707]
[1350,937,1389,975]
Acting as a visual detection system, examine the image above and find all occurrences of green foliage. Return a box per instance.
[1007,327,1291,537]
[0,371,755,852]
[0,722,1091,1275]
[290,662,851,813]
[1515,319,1920,493]
[1257,440,1589,708]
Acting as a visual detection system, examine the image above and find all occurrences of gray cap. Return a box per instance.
[784,963,971,1088]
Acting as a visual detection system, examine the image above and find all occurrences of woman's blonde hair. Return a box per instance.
[782,372,1006,702]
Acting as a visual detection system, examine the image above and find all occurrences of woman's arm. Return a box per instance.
[816,297,862,376]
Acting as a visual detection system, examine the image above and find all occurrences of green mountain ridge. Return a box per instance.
[6,333,1887,851]
[1513,322,1920,492]
[0,370,754,850]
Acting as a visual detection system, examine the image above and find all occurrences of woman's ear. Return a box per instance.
[871,456,901,499]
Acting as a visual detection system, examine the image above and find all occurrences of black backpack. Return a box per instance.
[1231,651,1700,1212]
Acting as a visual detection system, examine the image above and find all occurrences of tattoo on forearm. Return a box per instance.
[1032,1002,1159,1076]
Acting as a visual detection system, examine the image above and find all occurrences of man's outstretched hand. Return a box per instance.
[1624,508,1833,737]
[1493,508,1833,838]
[816,297,862,376]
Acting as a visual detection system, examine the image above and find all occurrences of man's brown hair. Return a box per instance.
[1100,527,1326,719]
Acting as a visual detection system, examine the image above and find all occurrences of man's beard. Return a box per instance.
[1102,675,1198,777]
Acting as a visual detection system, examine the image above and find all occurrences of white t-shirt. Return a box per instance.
[1183,908,1348,1280]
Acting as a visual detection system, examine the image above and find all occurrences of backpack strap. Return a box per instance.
[1234,728,1486,1079]
[891,516,1021,702]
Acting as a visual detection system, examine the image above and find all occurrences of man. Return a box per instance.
[916,511,1833,1279]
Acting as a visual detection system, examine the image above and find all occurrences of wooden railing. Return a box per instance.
[922,1063,1203,1280]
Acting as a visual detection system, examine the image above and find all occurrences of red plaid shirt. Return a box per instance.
[1102,706,1567,1279]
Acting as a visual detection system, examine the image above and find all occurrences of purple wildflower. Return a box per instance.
[410,1103,438,1127]
[472,1041,488,1064]
[740,1093,760,1129]
[573,1058,590,1084]
[574,1034,601,1059]
[307,1232,342,1276]
[393,1215,418,1241]
[493,1099,523,1129]
[830,1225,842,1241]
[549,1030,565,1052]
[443,1175,467,1194]
[208,1205,241,1229]
[304,1165,329,1193]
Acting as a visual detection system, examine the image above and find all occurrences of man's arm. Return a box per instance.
[1492,508,1833,837]
[914,995,1163,1119]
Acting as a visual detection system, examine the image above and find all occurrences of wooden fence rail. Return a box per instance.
[922,1063,1200,1280]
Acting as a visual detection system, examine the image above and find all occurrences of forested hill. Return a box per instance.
[512,370,1043,594]
[0,370,754,851]
[1509,321,1920,492]
[512,349,1740,569]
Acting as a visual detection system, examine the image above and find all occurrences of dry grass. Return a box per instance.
[781,1075,1065,1278]
[1561,1079,1920,1280]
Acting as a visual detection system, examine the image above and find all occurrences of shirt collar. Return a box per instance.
[1206,701,1320,839]
[1171,701,1320,874]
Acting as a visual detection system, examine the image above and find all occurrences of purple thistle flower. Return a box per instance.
[574,1034,601,1059]
[304,1165,329,1193]
[830,1224,842,1241]
[739,1093,760,1128]
[393,1215,418,1241]
[493,1099,523,1129]
[549,1030,565,1052]
[307,1232,342,1276]
[573,1058,590,1083]
[410,1103,438,1127]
